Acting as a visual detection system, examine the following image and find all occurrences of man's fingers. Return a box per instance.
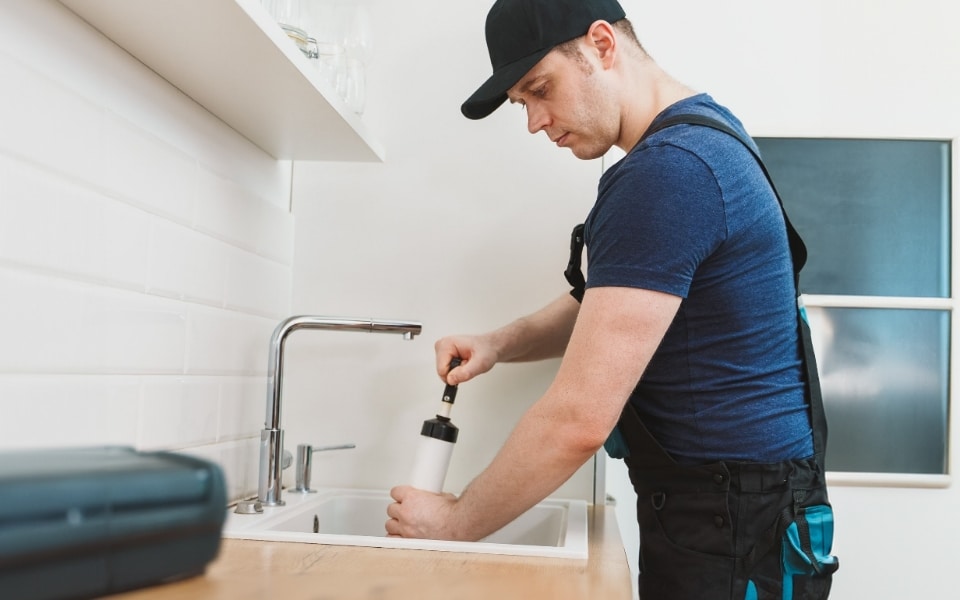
[389,485,410,502]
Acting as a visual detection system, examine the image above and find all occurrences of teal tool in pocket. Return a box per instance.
[781,504,839,600]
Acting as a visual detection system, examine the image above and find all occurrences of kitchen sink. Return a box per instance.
[222,487,588,559]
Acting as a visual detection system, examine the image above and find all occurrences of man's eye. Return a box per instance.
[532,86,547,98]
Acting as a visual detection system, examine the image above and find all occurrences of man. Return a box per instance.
[386,1,837,598]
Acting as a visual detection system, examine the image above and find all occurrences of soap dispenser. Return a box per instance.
[409,358,462,493]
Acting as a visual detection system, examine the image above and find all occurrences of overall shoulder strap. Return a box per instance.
[641,114,808,289]
[637,113,829,469]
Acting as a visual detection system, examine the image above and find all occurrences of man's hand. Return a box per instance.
[434,335,498,386]
[385,485,469,540]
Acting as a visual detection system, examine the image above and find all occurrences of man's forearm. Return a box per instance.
[486,293,580,363]
[450,396,601,540]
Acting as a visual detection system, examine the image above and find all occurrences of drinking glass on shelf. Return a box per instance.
[262,0,302,32]
[341,3,371,114]
[342,4,373,67]
[303,0,348,92]
[315,40,346,97]
[262,0,318,60]
[344,57,366,115]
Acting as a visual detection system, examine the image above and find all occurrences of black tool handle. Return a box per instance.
[442,357,462,404]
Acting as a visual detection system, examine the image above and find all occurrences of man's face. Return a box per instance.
[506,44,619,160]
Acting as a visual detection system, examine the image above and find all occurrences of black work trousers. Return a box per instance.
[624,455,833,600]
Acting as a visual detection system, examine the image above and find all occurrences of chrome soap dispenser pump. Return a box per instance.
[409,358,463,493]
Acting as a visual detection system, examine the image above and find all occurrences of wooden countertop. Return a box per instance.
[106,505,633,600]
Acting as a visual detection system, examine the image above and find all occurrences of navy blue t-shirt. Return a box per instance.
[585,94,814,464]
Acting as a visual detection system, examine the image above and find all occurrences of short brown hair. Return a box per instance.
[554,17,646,61]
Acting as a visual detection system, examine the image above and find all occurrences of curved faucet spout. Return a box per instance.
[258,316,421,507]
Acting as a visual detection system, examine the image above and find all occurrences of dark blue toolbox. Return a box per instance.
[0,446,227,600]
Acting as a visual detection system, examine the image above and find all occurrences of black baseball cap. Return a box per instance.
[461,0,627,120]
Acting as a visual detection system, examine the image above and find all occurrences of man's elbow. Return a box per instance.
[560,421,609,457]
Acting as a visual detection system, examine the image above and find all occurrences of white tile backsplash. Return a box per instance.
[0,375,140,449]
[0,269,92,371]
[185,306,276,376]
[254,207,296,265]
[146,216,228,304]
[98,113,198,225]
[194,168,295,263]
[0,156,151,291]
[219,377,268,441]
[139,376,220,449]
[0,52,103,184]
[0,268,191,372]
[0,1,293,501]
[224,246,292,318]
[77,290,189,374]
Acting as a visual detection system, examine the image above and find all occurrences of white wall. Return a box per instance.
[288,1,960,599]
[0,1,293,501]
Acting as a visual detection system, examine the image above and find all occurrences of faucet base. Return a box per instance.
[258,428,286,507]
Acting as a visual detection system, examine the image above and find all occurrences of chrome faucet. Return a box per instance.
[258,316,422,507]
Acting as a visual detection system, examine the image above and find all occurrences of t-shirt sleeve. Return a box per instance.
[585,143,727,298]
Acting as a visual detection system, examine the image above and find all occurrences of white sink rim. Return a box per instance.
[222,487,588,560]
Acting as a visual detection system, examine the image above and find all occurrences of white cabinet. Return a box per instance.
[59,0,384,162]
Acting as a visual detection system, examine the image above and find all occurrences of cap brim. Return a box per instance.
[461,48,553,120]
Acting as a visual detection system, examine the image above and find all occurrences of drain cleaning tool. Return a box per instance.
[409,358,462,493]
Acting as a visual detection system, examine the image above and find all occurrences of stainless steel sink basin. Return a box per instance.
[222,487,588,559]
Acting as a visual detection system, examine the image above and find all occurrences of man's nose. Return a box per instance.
[526,104,549,135]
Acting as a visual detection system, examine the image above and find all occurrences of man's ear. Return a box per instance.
[586,20,617,68]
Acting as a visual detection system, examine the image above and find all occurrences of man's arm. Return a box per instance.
[387,285,682,540]
[435,292,581,385]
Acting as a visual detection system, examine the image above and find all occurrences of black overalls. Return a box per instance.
[619,403,835,600]
[565,115,839,600]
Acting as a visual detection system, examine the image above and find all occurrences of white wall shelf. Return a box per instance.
[59,0,384,162]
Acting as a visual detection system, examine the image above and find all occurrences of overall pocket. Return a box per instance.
[636,487,738,600]
[743,501,838,600]
[780,504,838,600]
